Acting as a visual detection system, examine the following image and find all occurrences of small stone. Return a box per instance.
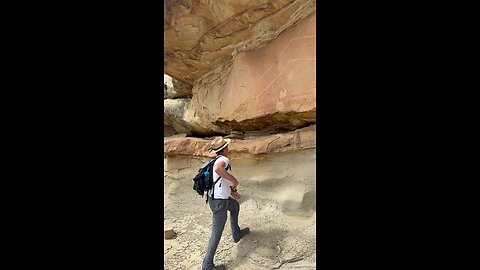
[165,224,177,239]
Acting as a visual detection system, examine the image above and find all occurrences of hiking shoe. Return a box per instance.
[213,265,226,270]
[233,227,250,243]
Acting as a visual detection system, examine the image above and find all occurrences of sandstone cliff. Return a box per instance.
[164,1,316,269]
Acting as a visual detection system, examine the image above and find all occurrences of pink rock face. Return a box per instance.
[226,13,316,119]
[189,12,316,133]
[164,0,316,88]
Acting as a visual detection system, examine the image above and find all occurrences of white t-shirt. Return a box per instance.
[207,155,232,199]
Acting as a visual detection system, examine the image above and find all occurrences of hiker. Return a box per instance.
[201,137,250,270]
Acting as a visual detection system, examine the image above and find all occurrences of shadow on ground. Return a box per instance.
[223,228,288,269]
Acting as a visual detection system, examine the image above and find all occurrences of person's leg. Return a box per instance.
[227,198,241,240]
[202,199,228,270]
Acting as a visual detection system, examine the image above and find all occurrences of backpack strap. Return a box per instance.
[207,155,226,203]
[209,176,221,202]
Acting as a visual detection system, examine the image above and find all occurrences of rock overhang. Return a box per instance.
[164,0,316,92]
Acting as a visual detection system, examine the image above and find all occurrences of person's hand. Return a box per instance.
[230,192,241,200]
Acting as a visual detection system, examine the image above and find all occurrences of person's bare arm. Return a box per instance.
[214,160,238,187]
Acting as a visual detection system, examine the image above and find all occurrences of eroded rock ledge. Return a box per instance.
[164,124,315,157]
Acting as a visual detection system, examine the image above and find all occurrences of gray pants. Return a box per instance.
[201,197,241,270]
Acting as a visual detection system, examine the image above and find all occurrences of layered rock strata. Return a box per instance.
[164,125,316,216]
[164,124,315,157]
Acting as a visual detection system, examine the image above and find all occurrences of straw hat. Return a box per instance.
[209,137,231,153]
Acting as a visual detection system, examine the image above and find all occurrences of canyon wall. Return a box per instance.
[164,1,316,269]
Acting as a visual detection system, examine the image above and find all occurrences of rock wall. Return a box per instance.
[165,11,316,136]
[186,12,316,135]
[164,139,316,215]
[164,124,315,156]
[164,1,316,269]
[164,0,316,90]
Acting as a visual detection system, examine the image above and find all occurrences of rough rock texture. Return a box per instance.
[164,74,182,99]
[164,99,192,135]
[164,125,176,137]
[164,0,316,90]
[165,12,316,136]
[164,74,195,135]
[187,12,316,135]
[164,98,215,136]
[164,74,193,99]
[164,0,174,31]
[164,124,315,157]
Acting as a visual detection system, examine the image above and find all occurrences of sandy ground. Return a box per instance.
[164,196,316,270]
[164,150,316,270]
